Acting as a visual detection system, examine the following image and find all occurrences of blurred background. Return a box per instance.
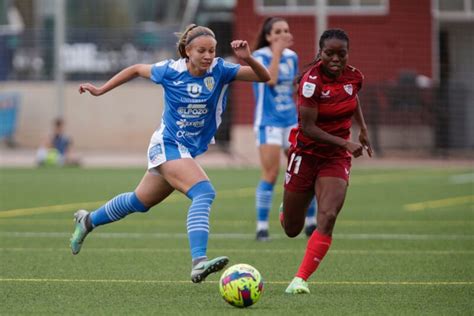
[0,0,473,166]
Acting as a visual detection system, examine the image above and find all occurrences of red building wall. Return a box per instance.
[232,0,433,124]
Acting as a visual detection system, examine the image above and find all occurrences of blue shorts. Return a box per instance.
[254,124,296,149]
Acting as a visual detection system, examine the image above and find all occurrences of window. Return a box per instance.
[436,0,474,20]
[256,0,388,15]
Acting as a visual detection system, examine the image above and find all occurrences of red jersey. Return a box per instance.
[290,61,364,158]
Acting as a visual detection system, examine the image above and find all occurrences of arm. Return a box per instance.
[266,33,293,86]
[78,64,153,96]
[231,40,270,82]
[353,95,373,157]
[299,105,364,158]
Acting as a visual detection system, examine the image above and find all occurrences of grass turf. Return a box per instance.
[0,167,473,315]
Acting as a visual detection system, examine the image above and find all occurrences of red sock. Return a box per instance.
[295,230,332,280]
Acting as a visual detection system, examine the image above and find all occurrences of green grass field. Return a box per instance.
[0,167,473,315]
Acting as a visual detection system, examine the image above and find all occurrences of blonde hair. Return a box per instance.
[176,24,216,58]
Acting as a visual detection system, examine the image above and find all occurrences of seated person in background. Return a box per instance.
[36,118,81,166]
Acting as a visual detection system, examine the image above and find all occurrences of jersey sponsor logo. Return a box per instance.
[176,130,202,138]
[204,76,215,92]
[321,90,331,99]
[302,82,316,98]
[176,119,205,128]
[187,83,202,98]
[177,104,208,118]
[343,84,353,95]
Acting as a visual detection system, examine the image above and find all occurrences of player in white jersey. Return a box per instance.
[252,17,317,241]
[70,24,270,283]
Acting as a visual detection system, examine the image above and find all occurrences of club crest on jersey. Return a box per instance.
[187,83,202,98]
[204,76,214,92]
[343,84,353,96]
[302,82,316,98]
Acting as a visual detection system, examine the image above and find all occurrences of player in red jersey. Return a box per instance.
[282,29,373,294]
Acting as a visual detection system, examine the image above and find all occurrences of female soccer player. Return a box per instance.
[252,17,317,241]
[70,24,270,283]
[282,29,373,293]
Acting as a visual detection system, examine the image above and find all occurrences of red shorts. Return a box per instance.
[284,147,352,193]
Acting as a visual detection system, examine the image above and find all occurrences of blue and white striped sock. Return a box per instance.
[256,180,274,231]
[186,180,215,261]
[90,192,149,227]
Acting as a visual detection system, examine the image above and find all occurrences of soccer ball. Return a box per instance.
[219,263,264,308]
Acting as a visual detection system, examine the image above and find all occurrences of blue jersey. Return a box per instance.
[150,57,240,156]
[252,47,298,128]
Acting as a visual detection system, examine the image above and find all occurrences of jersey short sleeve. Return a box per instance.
[219,58,241,84]
[150,60,170,84]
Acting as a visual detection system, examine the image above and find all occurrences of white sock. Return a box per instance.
[305,216,317,226]
[257,221,269,231]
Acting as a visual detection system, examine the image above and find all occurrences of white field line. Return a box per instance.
[450,173,474,184]
[1,247,473,255]
[0,173,435,219]
[404,195,474,211]
[1,219,473,226]
[0,278,471,286]
[0,231,473,240]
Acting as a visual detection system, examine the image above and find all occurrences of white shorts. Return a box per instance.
[147,129,193,173]
[254,124,296,149]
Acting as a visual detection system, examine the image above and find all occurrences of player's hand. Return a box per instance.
[231,40,251,60]
[78,83,102,96]
[359,128,373,157]
[344,141,364,158]
[271,33,293,52]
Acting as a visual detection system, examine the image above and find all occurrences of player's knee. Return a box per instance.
[187,180,216,202]
[283,222,303,238]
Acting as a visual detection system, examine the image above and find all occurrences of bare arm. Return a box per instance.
[78,64,153,96]
[353,95,373,157]
[231,40,270,82]
[266,33,293,86]
[300,105,364,157]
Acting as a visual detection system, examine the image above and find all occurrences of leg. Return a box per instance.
[158,158,228,282]
[255,144,281,240]
[286,177,347,294]
[281,189,314,238]
[70,170,175,255]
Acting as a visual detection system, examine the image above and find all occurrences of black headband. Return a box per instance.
[186,31,215,45]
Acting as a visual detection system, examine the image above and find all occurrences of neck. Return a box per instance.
[321,66,341,79]
[186,60,206,77]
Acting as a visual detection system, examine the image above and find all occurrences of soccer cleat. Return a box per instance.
[256,229,269,241]
[285,277,310,294]
[191,256,229,283]
[304,224,317,237]
[70,209,92,255]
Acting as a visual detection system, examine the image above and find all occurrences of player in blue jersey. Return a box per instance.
[252,17,317,241]
[70,24,270,283]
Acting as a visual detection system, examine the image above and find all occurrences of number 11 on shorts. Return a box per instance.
[287,153,302,174]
